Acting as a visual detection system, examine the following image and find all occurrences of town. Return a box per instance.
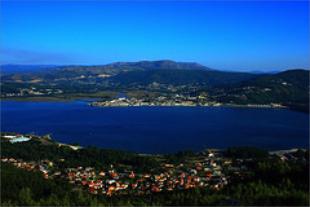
[90,95,285,108]
[1,154,229,197]
[1,132,305,198]
[91,94,221,107]
[1,83,286,109]
[1,87,64,98]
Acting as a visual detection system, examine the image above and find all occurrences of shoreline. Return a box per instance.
[90,103,287,109]
[2,96,304,112]
[0,96,100,102]
[1,97,289,110]
[1,96,285,107]
[1,132,307,156]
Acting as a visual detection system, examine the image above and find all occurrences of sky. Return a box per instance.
[1,0,309,71]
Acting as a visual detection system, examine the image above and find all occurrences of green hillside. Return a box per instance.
[109,69,255,87]
[1,61,309,112]
[212,69,309,111]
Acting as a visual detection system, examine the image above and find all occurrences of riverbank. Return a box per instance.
[0,91,116,102]
[2,95,304,113]
[1,96,76,102]
[90,100,287,109]
[1,132,306,156]
[90,96,287,109]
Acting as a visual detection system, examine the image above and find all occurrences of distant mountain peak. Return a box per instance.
[105,60,211,71]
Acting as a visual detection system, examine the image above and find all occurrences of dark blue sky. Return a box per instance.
[1,1,309,71]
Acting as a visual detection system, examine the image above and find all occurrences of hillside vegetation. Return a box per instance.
[1,61,309,112]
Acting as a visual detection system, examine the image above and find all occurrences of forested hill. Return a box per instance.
[0,60,210,77]
[1,61,309,112]
[0,60,257,87]
[212,69,310,112]
[109,69,256,87]
[102,60,211,71]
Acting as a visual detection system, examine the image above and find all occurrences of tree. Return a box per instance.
[18,188,35,206]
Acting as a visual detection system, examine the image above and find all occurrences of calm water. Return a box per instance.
[1,100,309,153]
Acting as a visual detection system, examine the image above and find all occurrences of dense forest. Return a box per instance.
[1,140,160,172]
